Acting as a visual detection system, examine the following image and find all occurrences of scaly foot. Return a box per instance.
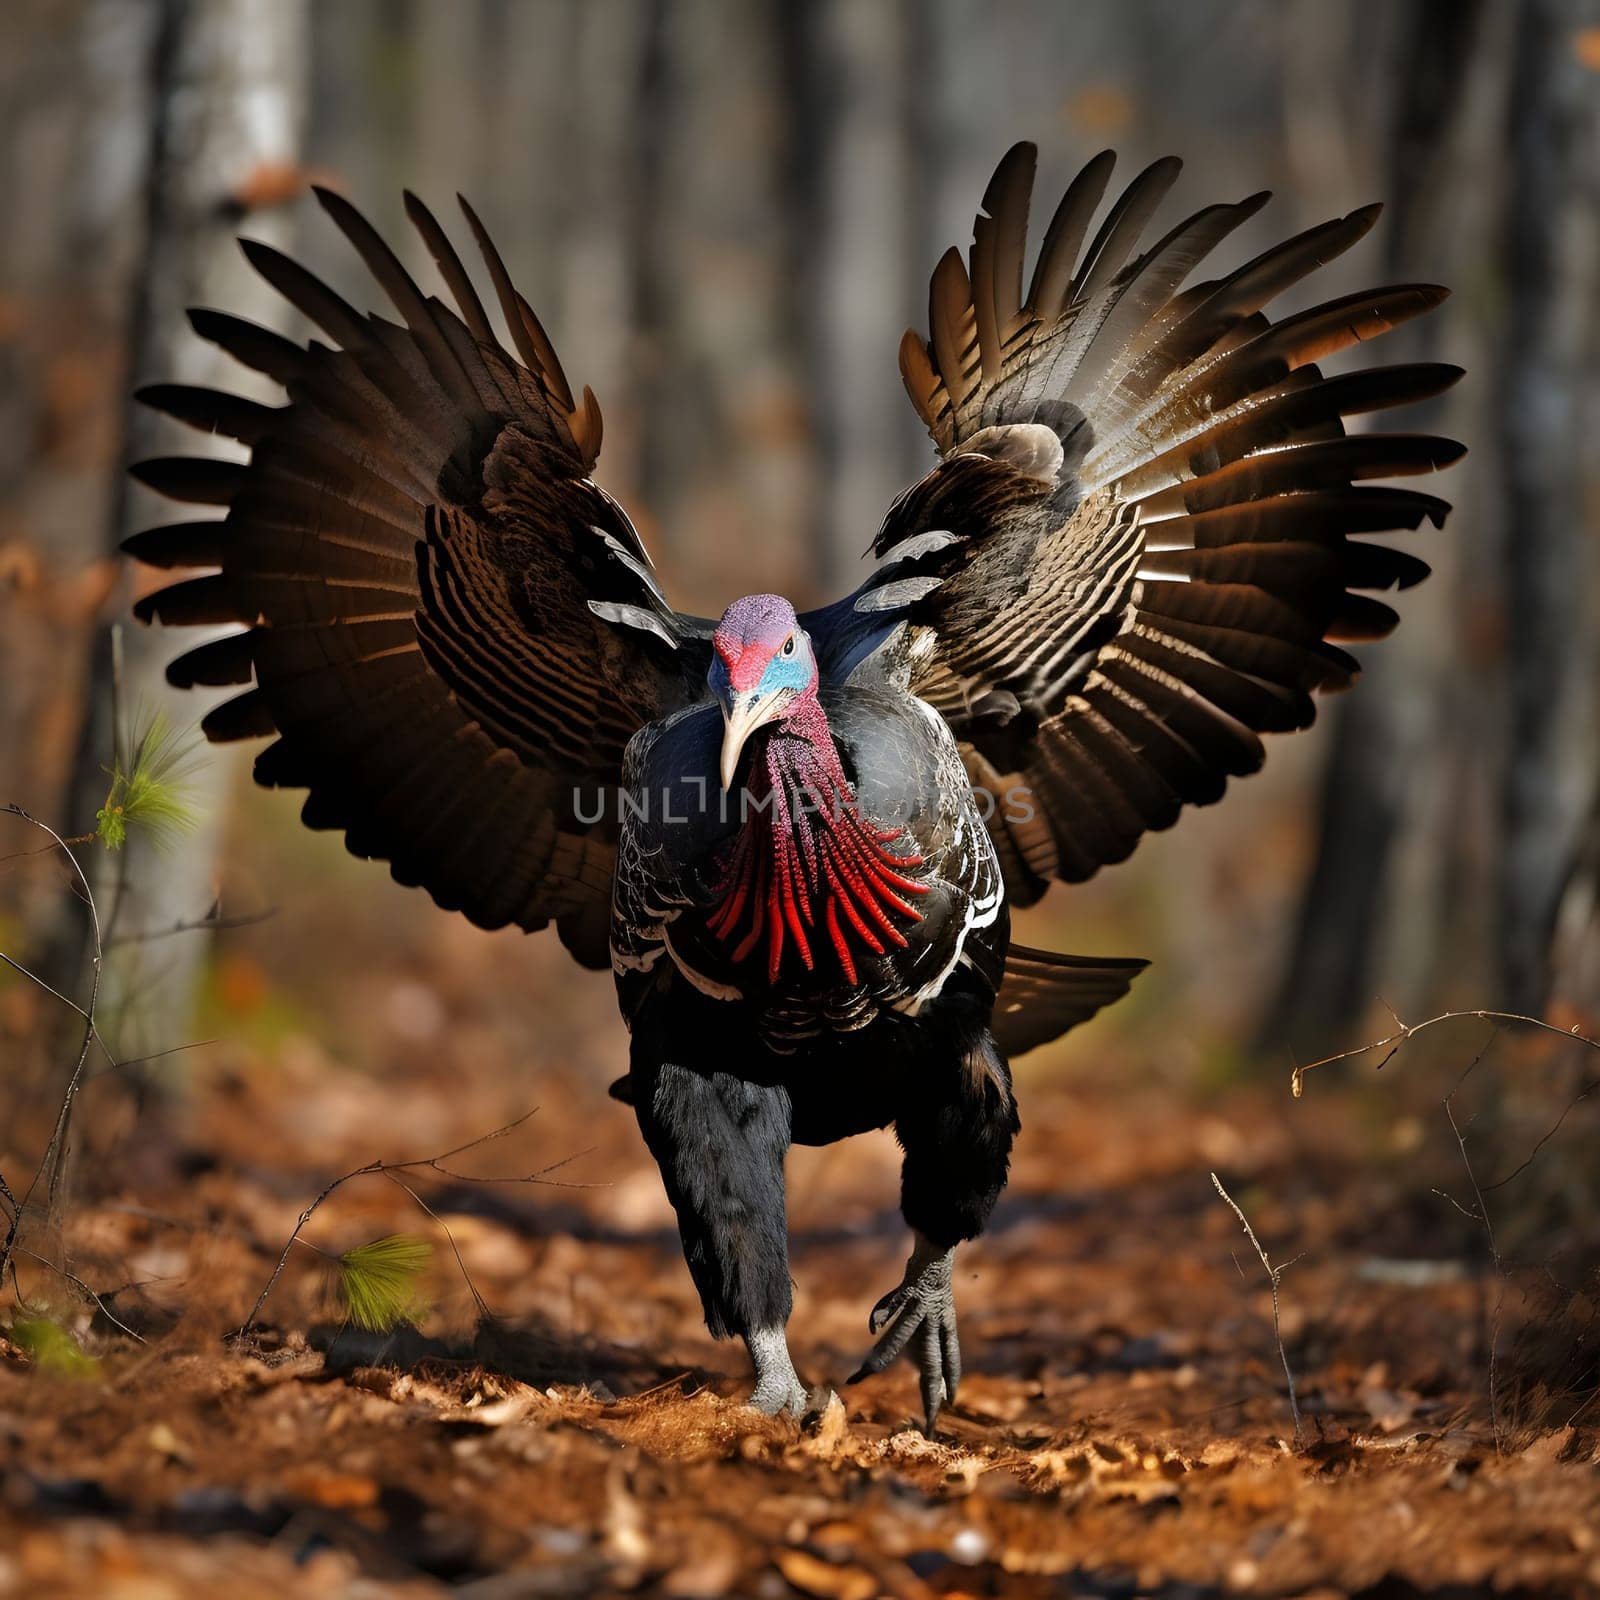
[744,1324,807,1419]
[847,1231,960,1432]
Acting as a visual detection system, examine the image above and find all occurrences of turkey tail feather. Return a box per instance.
[990,944,1148,1059]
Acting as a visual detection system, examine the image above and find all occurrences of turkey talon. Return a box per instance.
[849,1233,959,1433]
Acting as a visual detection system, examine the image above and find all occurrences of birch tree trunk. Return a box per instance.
[47,0,309,1069]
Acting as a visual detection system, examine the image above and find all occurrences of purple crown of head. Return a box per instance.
[713,593,798,691]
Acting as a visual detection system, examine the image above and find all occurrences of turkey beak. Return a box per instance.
[719,690,774,792]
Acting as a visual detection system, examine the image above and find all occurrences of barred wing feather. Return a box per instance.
[127,190,705,966]
[864,142,1461,904]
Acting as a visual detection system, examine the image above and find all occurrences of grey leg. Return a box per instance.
[848,1230,960,1429]
[745,1323,807,1418]
[850,1032,1016,1432]
[631,1057,810,1418]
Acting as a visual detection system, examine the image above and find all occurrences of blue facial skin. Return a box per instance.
[707,637,809,712]
[756,641,810,697]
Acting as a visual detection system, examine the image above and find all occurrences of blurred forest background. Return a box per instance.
[4,4,1600,1592]
[2,0,1598,1110]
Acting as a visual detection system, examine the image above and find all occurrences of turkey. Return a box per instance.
[127,144,1461,1429]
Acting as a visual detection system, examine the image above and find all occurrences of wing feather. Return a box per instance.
[128,193,702,963]
[837,145,1460,902]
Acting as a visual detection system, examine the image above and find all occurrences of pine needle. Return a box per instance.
[336,1234,432,1332]
[96,707,202,852]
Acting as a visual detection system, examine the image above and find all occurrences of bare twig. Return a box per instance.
[0,804,106,1265]
[88,1037,216,1081]
[0,833,96,868]
[0,1173,16,1287]
[1290,1007,1599,1098]
[1,944,213,1089]
[1438,1033,1507,1448]
[1,791,208,1335]
[105,904,276,950]
[1483,1074,1600,1192]
[1211,1172,1304,1447]
[238,1167,390,1337]
[10,1244,147,1345]
[234,1110,591,1338]
[382,1171,491,1322]
[2,1165,146,1344]
[413,1110,542,1165]
[1296,1005,1600,1447]
[0,951,111,1051]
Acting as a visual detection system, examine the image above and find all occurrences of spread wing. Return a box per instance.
[127,190,707,966]
[841,143,1463,903]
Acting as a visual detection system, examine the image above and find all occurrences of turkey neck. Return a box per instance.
[751,689,847,807]
[706,688,929,985]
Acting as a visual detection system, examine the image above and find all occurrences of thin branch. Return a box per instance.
[1211,1172,1304,1447]
[0,927,210,1080]
[422,1146,600,1188]
[1298,1003,1600,1447]
[1,783,208,1325]
[237,1164,382,1337]
[2,1162,146,1344]
[0,951,119,1072]
[105,904,276,950]
[1290,1007,1599,1098]
[10,1244,147,1346]
[624,1370,697,1404]
[1483,1075,1600,1192]
[88,1037,216,1081]
[1430,1187,1485,1223]
[0,1171,15,1267]
[419,1110,542,1165]
[381,1171,490,1322]
[233,1110,590,1338]
[0,834,96,868]
[1564,1385,1600,1431]
[0,1220,14,1356]
[0,804,106,1275]
[1441,1035,1507,1450]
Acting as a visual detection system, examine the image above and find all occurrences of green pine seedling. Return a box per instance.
[10,1313,100,1378]
[337,1234,433,1332]
[96,708,201,852]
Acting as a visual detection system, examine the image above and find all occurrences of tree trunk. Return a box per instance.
[786,0,920,597]
[45,0,309,1071]
[1498,0,1600,1013]
[0,0,164,823]
[1259,0,1489,1056]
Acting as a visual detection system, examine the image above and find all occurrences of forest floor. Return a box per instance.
[3,921,1600,1599]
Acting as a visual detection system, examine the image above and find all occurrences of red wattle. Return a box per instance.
[707,690,927,983]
